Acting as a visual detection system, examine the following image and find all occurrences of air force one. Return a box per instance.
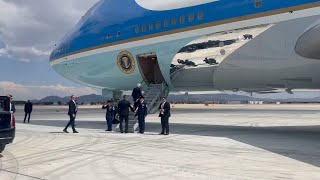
[50,0,320,98]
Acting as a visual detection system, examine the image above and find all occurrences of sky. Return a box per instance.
[0,0,100,100]
[0,0,319,101]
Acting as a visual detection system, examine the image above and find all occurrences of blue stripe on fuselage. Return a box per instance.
[49,0,320,61]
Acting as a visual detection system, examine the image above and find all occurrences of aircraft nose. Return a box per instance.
[295,23,320,60]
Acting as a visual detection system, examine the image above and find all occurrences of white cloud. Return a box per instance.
[0,81,99,100]
[0,47,8,56]
[0,0,99,62]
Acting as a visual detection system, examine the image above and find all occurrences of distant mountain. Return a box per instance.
[76,94,108,103]
[38,96,64,103]
[31,93,320,105]
[33,94,109,104]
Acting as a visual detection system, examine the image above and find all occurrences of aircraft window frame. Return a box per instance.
[255,0,262,8]
[188,14,195,22]
[116,31,120,38]
[171,18,177,25]
[149,23,154,31]
[198,11,204,20]
[156,22,161,29]
[180,16,185,24]
[164,20,169,28]
[107,33,111,39]
[135,26,140,33]
[142,25,147,32]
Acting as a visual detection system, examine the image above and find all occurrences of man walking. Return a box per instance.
[118,95,134,133]
[159,97,171,135]
[63,95,78,133]
[132,83,142,110]
[135,96,148,134]
[24,100,33,123]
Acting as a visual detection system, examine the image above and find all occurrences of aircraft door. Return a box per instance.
[137,53,165,85]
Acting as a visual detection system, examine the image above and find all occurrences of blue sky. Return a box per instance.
[0,0,100,100]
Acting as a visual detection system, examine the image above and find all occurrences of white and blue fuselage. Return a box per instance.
[50,0,320,93]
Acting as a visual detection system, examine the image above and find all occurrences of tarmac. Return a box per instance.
[1,104,320,179]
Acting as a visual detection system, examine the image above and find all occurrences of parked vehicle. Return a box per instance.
[0,96,16,153]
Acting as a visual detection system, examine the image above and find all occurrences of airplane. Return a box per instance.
[49,0,320,101]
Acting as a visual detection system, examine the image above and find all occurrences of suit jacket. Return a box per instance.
[132,87,142,101]
[118,99,134,116]
[24,102,33,113]
[68,100,77,116]
[158,101,170,118]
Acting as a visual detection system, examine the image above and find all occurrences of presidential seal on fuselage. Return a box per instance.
[117,50,135,74]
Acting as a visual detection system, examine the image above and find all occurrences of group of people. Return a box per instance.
[63,83,171,135]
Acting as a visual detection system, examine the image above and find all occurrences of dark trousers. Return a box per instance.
[106,117,113,131]
[138,116,145,134]
[161,116,169,134]
[24,112,31,123]
[65,115,76,132]
[119,115,129,133]
[134,100,140,110]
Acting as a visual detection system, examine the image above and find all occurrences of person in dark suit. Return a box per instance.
[159,97,171,135]
[135,96,148,134]
[7,95,15,114]
[132,83,142,110]
[63,95,78,133]
[102,100,115,131]
[24,100,33,123]
[117,95,134,133]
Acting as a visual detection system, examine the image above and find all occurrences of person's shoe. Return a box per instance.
[159,132,164,135]
[164,133,169,135]
[63,129,69,133]
[121,131,124,133]
[73,131,79,133]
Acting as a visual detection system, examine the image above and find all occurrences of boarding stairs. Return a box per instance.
[116,81,170,133]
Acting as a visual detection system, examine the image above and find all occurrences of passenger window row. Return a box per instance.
[53,11,205,56]
[135,11,204,33]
